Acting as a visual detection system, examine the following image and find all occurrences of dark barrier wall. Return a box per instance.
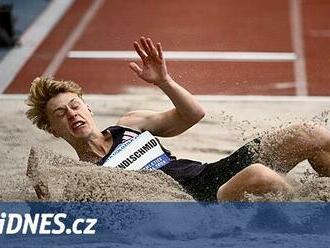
[0,3,15,46]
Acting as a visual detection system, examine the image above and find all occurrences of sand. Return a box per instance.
[0,92,330,202]
[26,146,193,201]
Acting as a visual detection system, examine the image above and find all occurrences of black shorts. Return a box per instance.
[160,138,261,201]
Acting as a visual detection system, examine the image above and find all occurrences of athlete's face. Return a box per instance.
[46,92,97,142]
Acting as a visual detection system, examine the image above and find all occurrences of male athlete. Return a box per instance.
[25,37,330,201]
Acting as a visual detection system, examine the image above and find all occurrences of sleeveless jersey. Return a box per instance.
[97,126,207,182]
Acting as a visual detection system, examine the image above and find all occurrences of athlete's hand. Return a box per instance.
[129,37,171,86]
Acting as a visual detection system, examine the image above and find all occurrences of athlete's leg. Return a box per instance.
[258,123,330,175]
[309,151,330,176]
[217,163,293,201]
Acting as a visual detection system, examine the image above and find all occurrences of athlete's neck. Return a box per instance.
[72,131,113,163]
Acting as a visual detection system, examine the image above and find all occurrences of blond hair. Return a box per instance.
[25,77,83,133]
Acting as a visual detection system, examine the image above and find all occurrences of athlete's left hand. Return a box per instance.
[129,37,171,86]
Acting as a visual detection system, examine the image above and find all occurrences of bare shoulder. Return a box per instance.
[116,110,157,131]
[116,108,194,137]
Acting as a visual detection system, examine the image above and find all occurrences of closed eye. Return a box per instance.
[70,100,81,110]
[55,109,66,118]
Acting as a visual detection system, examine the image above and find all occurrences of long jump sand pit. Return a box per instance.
[0,93,330,202]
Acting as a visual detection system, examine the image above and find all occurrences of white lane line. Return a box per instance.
[274,82,297,89]
[2,94,329,102]
[290,0,308,96]
[0,0,74,93]
[42,0,105,77]
[68,51,297,62]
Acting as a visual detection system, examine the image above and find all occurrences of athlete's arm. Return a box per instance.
[117,37,205,137]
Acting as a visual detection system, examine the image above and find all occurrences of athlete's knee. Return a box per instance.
[311,124,330,150]
[217,163,291,201]
[242,163,283,188]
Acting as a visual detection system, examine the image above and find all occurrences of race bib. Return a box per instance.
[102,131,171,170]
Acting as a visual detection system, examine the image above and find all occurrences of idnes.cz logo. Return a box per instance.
[0,212,97,235]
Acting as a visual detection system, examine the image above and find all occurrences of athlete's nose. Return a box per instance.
[66,107,77,119]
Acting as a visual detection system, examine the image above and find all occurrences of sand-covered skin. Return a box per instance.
[0,93,330,201]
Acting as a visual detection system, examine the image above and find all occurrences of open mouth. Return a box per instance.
[71,121,86,130]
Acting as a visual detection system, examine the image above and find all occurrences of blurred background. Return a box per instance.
[0,0,329,96]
